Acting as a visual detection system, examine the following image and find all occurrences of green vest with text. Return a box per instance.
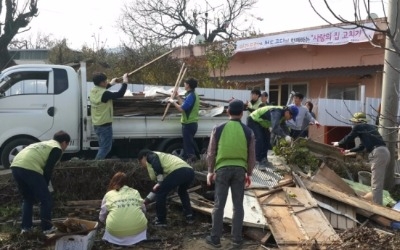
[181,92,200,124]
[90,86,113,126]
[146,152,191,181]
[215,121,248,171]
[10,140,61,175]
[248,99,262,111]
[104,186,147,237]
[250,106,283,128]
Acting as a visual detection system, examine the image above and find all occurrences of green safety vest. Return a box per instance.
[181,92,200,124]
[10,140,62,175]
[146,152,192,181]
[103,186,147,237]
[215,121,248,171]
[250,106,284,128]
[90,86,113,126]
[248,99,262,111]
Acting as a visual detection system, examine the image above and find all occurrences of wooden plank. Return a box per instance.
[283,187,340,243]
[262,187,340,247]
[312,163,356,196]
[243,228,272,245]
[302,179,400,221]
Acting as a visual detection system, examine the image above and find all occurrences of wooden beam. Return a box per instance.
[302,178,400,221]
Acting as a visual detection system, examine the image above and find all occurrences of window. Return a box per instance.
[328,85,358,100]
[54,68,68,94]
[1,71,49,96]
[269,83,308,106]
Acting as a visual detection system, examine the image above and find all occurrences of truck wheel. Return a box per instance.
[1,138,36,169]
[164,142,184,158]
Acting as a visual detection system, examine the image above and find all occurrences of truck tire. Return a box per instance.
[164,142,184,158]
[1,138,36,169]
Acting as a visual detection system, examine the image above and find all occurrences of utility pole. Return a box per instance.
[379,0,400,189]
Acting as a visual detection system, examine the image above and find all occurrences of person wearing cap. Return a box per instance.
[90,72,129,160]
[247,106,298,169]
[138,149,195,226]
[169,77,200,164]
[286,92,320,139]
[205,99,255,248]
[245,89,262,112]
[332,112,389,205]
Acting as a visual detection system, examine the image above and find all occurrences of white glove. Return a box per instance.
[168,98,177,104]
[332,142,339,147]
[146,192,156,202]
[109,78,118,85]
[285,135,292,143]
[48,181,54,193]
[344,150,350,154]
[122,73,129,83]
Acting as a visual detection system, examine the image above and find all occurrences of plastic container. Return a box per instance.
[55,218,98,250]
[358,171,372,186]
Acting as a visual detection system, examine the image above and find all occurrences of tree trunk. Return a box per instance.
[379,0,400,189]
[0,48,16,70]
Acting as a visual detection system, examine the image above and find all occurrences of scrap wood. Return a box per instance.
[66,200,102,207]
[302,178,400,222]
[162,63,186,121]
[244,228,272,245]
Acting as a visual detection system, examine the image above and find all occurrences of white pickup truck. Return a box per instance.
[0,62,229,168]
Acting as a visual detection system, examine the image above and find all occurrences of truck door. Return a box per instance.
[0,69,54,138]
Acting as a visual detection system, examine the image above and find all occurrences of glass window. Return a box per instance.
[1,71,49,96]
[54,68,68,94]
[328,85,358,100]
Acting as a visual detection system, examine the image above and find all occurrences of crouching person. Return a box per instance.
[99,172,148,248]
[138,150,195,226]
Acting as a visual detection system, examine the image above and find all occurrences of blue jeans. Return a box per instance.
[94,125,113,160]
[211,166,245,242]
[247,117,268,162]
[155,167,194,222]
[11,167,53,231]
[182,123,198,160]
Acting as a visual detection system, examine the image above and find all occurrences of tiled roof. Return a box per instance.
[222,65,383,83]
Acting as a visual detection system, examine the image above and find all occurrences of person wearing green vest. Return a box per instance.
[138,150,195,226]
[10,131,70,234]
[205,99,256,248]
[247,105,298,170]
[245,89,262,112]
[99,172,148,248]
[168,77,200,164]
[90,72,128,160]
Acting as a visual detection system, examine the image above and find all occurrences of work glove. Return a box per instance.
[207,172,215,186]
[48,181,54,193]
[332,142,339,147]
[344,150,350,154]
[315,122,321,128]
[245,174,251,188]
[168,97,177,104]
[145,192,156,203]
[109,78,118,85]
[285,135,292,144]
[122,73,129,83]
[153,183,160,192]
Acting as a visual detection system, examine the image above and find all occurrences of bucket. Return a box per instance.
[358,171,372,186]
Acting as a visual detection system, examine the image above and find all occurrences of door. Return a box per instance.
[0,69,54,142]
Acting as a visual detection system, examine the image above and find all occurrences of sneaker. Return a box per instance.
[153,218,167,227]
[43,226,57,234]
[186,214,195,224]
[20,228,32,235]
[232,240,243,247]
[205,235,221,248]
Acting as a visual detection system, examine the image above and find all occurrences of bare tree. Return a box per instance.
[0,0,38,69]
[119,0,256,47]
[309,0,400,189]
[9,32,56,49]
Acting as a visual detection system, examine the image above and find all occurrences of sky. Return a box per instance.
[15,0,388,50]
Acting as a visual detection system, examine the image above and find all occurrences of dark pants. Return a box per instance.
[247,117,268,162]
[182,123,198,160]
[211,166,245,242]
[11,167,53,231]
[155,167,195,222]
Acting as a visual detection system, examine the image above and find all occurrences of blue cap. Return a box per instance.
[228,99,244,115]
[288,106,299,121]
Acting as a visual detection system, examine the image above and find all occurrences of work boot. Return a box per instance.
[186,214,195,224]
[153,217,167,227]
[205,235,221,248]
